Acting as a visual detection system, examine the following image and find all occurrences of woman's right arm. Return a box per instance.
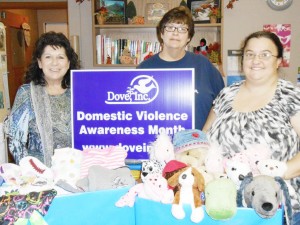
[284,111,300,179]
[7,86,31,164]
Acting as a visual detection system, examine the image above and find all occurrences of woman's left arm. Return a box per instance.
[284,111,300,179]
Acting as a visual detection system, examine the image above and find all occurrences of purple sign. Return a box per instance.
[71,69,194,160]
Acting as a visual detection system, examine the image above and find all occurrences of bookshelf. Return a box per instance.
[91,0,223,68]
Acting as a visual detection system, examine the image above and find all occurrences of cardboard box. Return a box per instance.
[135,198,284,225]
[44,188,135,225]
[44,188,284,225]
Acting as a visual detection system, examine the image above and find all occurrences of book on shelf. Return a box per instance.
[95,34,161,65]
[96,34,102,64]
[104,37,112,64]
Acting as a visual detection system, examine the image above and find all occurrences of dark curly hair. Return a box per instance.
[157,6,195,45]
[25,31,80,88]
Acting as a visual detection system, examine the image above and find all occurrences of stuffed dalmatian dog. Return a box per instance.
[141,133,175,182]
[141,160,163,183]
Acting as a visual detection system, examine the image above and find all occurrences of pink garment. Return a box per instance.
[115,173,174,207]
[80,146,127,178]
[115,183,144,207]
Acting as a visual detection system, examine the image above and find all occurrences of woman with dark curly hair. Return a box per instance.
[7,31,80,166]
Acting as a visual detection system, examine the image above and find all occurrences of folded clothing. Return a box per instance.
[51,147,83,186]
[77,165,135,192]
[80,146,127,178]
[0,189,57,225]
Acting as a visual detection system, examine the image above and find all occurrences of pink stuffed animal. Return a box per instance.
[204,144,224,177]
[244,144,271,174]
[229,152,249,165]
[115,173,174,207]
[149,133,175,165]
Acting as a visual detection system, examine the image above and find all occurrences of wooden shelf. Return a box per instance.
[95,64,136,68]
[91,0,224,67]
[94,23,222,29]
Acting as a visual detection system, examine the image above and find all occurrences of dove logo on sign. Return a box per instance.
[105,75,159,104]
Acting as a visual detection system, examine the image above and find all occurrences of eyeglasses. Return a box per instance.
[164,26,189,33]
[243,51,278,60]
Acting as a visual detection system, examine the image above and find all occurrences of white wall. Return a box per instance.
[37,9,68,36]
[68,0,93,68]
[69,0,300,84]
[223,0,300,83]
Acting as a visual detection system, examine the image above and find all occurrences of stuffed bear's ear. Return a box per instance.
[237,173,253,207]
[274,176,293,225]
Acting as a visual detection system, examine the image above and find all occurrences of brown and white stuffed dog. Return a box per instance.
[167,167,205,223]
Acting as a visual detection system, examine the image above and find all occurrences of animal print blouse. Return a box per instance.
[207,79,300,211]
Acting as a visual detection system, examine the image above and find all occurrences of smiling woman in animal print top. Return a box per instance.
[203,31,300,224]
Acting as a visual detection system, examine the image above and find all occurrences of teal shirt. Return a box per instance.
[137,51,224,129]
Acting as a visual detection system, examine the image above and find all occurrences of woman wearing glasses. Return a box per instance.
[137,6,224,130]
[203,31,300,224]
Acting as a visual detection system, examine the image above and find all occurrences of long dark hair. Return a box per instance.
[25,31,80,88]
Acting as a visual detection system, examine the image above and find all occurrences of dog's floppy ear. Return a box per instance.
[274,176,293,225]
[167,167,187,188]
[191,167,205,192]
[237,172,253,207]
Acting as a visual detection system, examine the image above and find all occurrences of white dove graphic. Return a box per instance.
[133,77,156,94]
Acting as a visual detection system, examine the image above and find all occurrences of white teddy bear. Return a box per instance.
[257,158,298,206]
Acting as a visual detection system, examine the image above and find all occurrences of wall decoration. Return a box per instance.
[187,0,220,23]
[226,0,239,9]
[22,23,31,47]
[126,1,137,22]
[226,50,244,86]
[96,0,127,24]
[145,2,169,25]
[0,28,5,51]
[76,0,87,3]
[267,0,293,11]
[263,24,291,67]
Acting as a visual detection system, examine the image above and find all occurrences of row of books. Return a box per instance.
[96,34,161,65]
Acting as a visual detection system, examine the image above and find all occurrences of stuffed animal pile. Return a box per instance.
[122,129,294,223]
[1,130,292,224]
